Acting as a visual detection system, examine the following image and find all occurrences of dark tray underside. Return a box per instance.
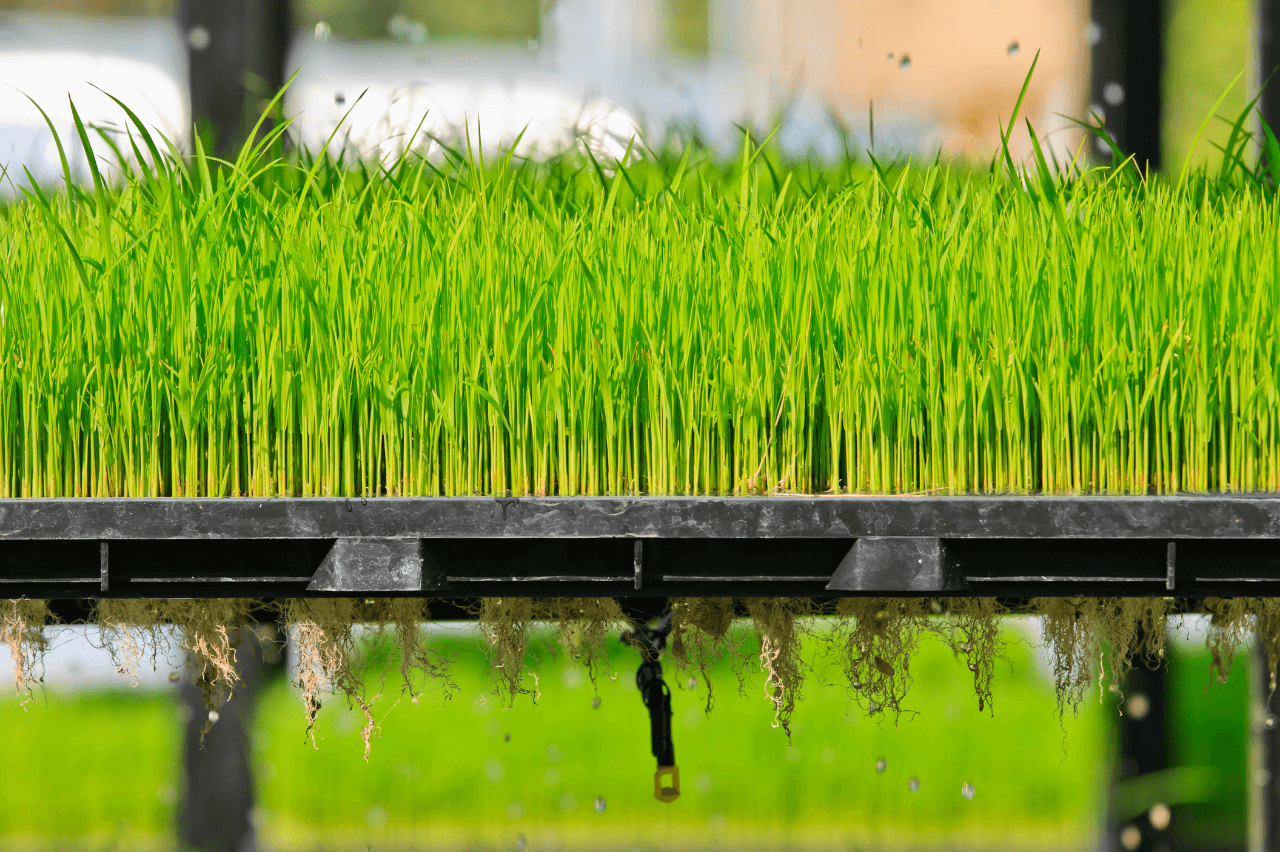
[0,497,1277,607]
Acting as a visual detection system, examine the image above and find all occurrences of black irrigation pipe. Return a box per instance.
[0,496,1278,610]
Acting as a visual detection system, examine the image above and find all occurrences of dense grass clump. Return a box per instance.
[2,93,1279,498]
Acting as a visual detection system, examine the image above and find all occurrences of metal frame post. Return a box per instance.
[177,0,295,160]
[1090,0,1167,172]
[1253,636,1280,852]
[179,625,281,852]
[1260,0,1280,170]
[1107,629,1172,852]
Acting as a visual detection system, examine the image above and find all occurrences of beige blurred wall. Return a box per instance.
[714,0,1090,164]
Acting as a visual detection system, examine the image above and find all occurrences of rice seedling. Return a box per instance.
[668,596,741,711]
[1,599,51,703]
[9,594,1280,744]
[1203,596,1255,683]
[543,597,629,690]
[744,597,819,736]
[475,597,541,703]
[832,597,932,721]
[274,598,377,752]
[935,597,1006,713]
[1000,596,1169,716]
[473,597,630,707]
[3,81,1280,740]
[91,599,172,686]
[2,89,1278,499]
[379,596,455,704]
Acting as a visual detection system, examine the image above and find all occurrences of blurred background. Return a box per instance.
[2,1,1280,850]
[0,614,1262,852]
[0,0,1275,191]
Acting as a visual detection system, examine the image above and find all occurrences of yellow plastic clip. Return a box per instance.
[654,765,680,803]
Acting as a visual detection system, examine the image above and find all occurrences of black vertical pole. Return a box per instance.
[1106,626,1173,852]
[174,10,294,832]
[1089,1,1127,157]
[1261,0,1280,149]
[178,0,295,161]
[1253,639,1272,851]
[1255,636,1280,852]
[1089,0,1166,172]
[179,626,281,852]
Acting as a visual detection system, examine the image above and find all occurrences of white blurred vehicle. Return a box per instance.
[0,12,647,202]
[0,13,188,197]
[285,37,646,169]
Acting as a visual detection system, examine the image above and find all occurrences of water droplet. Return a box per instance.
[875,758,887,773]
[314,21,332,42]
[887,52,894,60]
[1265,714,1277,730]
[1007,41,1020,57]
[908,777,920,792]
[687,677,698,690]
[503,733,511,742]
[594,796,607,813]
[898,55,911,72]
[591,697,602,709]
[967,663,978,673]
[207,710,220,724]
[187,25,211,51]
[868,703,880,714]
[1103,81,1125,107]
[961,782,975,800]
[929,600,943,614]
[168,672,180,683]
[515,833,527,851]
